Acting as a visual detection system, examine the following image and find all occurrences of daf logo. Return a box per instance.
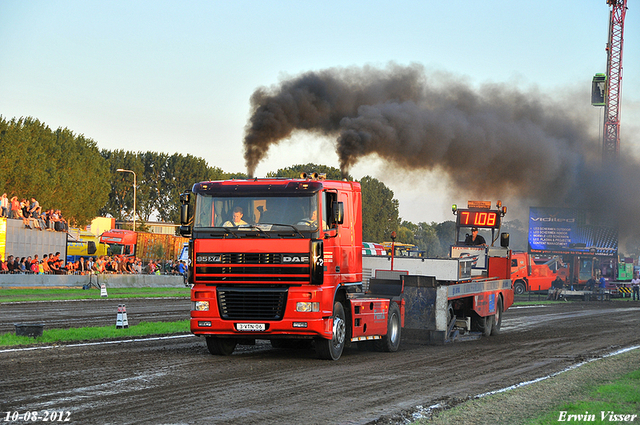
[283,255,309,263]
[197,255,222,263]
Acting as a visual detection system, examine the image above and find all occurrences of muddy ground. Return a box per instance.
[1,299,639,424]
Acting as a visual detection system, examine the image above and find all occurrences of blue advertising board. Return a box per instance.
[528,207,617,257]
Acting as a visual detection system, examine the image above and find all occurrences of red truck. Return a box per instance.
[180,177,513,360]
[99,229,187,262]
[510,252,569,295]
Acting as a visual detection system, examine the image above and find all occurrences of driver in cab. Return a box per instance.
[223,206,248,227]
[465,227,486,246]
[297,209,328,230]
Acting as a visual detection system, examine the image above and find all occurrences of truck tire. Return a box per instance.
[315,301,346,360]
[514,280,526,295]
[474,314,493,337]
[491,296,503,335]
[483,315,494,337]
[375,302,401,352]
[206,336,237,356]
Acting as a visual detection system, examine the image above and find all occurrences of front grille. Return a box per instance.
[217,286,288,320]
[195,252,311,284]
[218,253,287,264]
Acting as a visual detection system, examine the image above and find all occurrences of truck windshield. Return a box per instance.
[194,194,320,233]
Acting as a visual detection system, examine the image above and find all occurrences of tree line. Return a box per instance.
[1,116,526,252]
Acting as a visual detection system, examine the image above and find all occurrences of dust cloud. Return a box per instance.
[243,63,640,238]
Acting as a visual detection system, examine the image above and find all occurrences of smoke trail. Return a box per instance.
[243,63,640,237]
[244,63,426,177]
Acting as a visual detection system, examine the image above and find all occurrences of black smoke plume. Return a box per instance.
[243,63,640,240]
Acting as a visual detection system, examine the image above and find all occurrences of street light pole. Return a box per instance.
[116,168,137,232]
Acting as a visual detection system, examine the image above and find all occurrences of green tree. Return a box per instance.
[100,150,144,222]
[138,151,169,222]
[159,153,213,223]
[0,116,109,226]
[435,221,457,256]
[359,176,399,242]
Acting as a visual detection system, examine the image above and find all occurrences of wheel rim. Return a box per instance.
[333,316,345,348]
[389,313,399,343]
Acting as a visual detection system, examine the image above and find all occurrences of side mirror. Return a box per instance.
[500,232,510,248]
[180,203,190,226]
[332,201,344,225]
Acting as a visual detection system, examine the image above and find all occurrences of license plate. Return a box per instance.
[236,323,266,331]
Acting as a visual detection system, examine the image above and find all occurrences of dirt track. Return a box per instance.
[1,299,640,425]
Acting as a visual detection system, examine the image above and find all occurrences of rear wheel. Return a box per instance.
[491,296,503,335]
[206,337,237,356]
[483,315,494,336]
[375,302,401,352]
[315,301,346,360]
[475,314,493,337]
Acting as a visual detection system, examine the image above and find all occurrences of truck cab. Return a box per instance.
[510,252,569,294]
[181,175,381,359]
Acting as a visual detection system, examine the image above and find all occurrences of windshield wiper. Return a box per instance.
[259,223,305,238]
[243,224,271,238]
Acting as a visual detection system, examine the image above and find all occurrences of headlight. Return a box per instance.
[296,302,319,312]
[194,301,210,311]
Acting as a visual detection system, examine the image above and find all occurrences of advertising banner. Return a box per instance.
[528,207,617,257]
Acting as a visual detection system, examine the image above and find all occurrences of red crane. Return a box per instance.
[602,0,628,162]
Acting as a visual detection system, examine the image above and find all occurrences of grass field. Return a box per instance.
[0,320,190,347]
[0,287,190,303]
[419,348,640,425]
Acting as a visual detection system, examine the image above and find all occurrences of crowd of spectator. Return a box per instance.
[0,193,68,232]
[1,252,188,276]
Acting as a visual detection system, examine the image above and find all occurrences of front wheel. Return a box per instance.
[375,302,401,352]
[316,301,346,360]
[206,337,237,356]
[513,281,526,295]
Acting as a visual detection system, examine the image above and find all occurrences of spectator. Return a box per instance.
[5,255,13,272]
[48,253,60,274]
[164,260,174,274]
[10,196,21,219]
[1,258,9,273]
[55,210,68,232]
[20,257,28,273]
[21,199,30,224]
[0,193,8,217]
[86,257,95,272]
[38,260,45,274]
[77,257,87,275]
[41,254,51,274]
[177,260,186,275]
[28,198,39,217]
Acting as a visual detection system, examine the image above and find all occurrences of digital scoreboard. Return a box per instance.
[456,209,501,229]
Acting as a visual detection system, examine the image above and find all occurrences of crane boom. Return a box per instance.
[603,0,627,162]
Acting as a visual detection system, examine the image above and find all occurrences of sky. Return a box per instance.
[1,0,639,225]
